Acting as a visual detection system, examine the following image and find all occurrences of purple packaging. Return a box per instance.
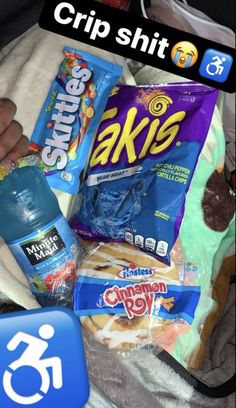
[70,82,218,264]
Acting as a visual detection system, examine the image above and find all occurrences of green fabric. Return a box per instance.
[172,107,235,366]
[131,66,234,367]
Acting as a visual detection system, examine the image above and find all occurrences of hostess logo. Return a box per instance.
[118,264,155,280]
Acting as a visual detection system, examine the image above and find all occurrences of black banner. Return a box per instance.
[39,0,236,93]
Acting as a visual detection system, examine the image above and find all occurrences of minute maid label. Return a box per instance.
[21,227,65,266]
[8,215,78,298]
[71,83,218,265]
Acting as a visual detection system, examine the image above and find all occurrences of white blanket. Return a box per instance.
[0,24,234,408]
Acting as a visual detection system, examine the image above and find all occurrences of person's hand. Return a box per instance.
[0,99,29,163]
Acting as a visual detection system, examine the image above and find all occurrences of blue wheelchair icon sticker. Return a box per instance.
[0,307,90,407]
[199,49,233,83]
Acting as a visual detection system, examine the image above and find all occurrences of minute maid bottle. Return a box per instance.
[0,156,79,307]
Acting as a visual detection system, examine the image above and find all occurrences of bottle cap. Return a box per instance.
[0,154,41,181]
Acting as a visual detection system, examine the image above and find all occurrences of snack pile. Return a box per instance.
[72,81,235,369]
[0,43,235,374]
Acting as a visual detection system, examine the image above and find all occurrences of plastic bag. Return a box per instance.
[141,0,235,145]
[70,82,218,265]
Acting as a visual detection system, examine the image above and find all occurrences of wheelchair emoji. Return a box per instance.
[206,55,227,76]
[2,324,63,405]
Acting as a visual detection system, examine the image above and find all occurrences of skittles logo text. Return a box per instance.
[89,90,186,168]
[104,281,167,319]
[42,65,92,170]
[118,265,155,280]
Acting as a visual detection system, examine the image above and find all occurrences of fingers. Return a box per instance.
[0,120,25,162]
[0,99,17,134]
[0,99,28,163]
[4,135,29,163]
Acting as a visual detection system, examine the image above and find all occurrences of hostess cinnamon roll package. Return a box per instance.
[74,241,201,354]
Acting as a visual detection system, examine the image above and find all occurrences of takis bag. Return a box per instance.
[70,82,218,265]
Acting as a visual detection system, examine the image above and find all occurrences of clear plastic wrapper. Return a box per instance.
[75,242,203,356]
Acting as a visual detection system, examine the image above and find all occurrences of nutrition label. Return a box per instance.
[125,232,168,257]
[156,241,169,257]
[145,238,156,251]
[134,235,144,248]
[124,232,134,244]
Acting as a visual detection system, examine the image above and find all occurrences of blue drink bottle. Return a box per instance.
[0,165,79,307]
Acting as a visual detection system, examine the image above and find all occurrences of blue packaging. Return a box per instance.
[30,47,122,194]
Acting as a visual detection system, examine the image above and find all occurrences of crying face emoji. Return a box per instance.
[171,42,198,68]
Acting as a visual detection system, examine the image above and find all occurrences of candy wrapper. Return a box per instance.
[70,83,218,265]
[30,47,122,195]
